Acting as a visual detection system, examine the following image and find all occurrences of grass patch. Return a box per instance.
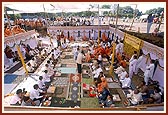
[80,97,99,108]
[82,78,93,84]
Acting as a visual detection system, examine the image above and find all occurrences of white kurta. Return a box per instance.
[10,94,21,105]
[115,44,120,55]
[129,59,138,78]
[135,55,144,74]
[43,73,51,83]
[119,42,124,54]
[120,77,131,88]
[30,89,43,100]
[144,63,155,85]
[92,67,103,78]
[118,71,128,81]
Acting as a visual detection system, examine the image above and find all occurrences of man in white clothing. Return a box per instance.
[97,54,103,67]
[129,51,138,62]
[118,68,128,81]
[30,58,38,69]
[42,70,51,86]
[120,75,131,89]
[127,89,143,105]
[38,76,47,91]
[119,40,124,54]
[135,53,144,74]
[144,60,155,85]
[114,66,124,75]
[76,50,84,74]
[115,41,120,56]
[92,64,103,82]
[27,62,35,73]
[10,89,23,105]
[129,55,138,79]
[30,84,46,103]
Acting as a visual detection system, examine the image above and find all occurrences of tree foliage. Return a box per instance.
[145,7,164,16]
[101,5,111,9]
[4,6,164,19]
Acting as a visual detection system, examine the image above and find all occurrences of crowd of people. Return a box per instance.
[7,27,163,108]
[9,34,63,106]
[71,30,163,107]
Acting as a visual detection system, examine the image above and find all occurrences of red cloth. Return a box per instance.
[89,87,96,97]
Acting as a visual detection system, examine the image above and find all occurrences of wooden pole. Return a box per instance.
[97,4,100,44]
[129,4,137,30]
[114,4,119,41]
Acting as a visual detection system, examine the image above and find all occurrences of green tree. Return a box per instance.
[145,7,164,15]
[101,5,111,9]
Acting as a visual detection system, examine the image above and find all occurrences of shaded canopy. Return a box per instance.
[4,3,91,13]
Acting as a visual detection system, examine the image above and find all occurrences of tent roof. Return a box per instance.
[3,2,115,13]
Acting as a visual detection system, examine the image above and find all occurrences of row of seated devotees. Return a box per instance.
[4,23,43,37]
[93,54,163,105]
[8,54,163,107]
[4,25,26,37]
[89,63,163,108]
[8,71,163,107]
[9,42,64,106]
[9,80,54,107]
[4,42,62,70]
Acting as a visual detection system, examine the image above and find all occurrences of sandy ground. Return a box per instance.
[92,18,164,33]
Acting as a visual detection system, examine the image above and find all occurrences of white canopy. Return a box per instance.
[3,2,117,13]
[3,2,165,14]
[3,2,91,13]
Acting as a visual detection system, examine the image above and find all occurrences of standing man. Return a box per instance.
[129,55,138,79]
[144,60,155,85]
[76,49,84,74]
[147,13,154,33]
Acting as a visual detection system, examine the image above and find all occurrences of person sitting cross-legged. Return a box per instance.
[127,89,143,106]
[30,84,47,103]
[120,74,131,89]
[21,96,40,106]
[10,89,23,106]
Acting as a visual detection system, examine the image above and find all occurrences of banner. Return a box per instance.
[124,33,142,50]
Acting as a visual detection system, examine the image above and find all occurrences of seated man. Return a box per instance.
[92,64,103,83]
[30,84,46,103]
[30,58,38,69]
[120,75,131,89]
[21,96,40,106]
[127,89,143,106]
[10,89,23,106]
[118,68,128,81]
[27,62,35,73]
[137,81,149,102]
[148,86,162,104]
[42,70,51,86]
[38,76,48,91]
[25,51,33,60]
[114,65,125,75]
[42,49,48,58]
